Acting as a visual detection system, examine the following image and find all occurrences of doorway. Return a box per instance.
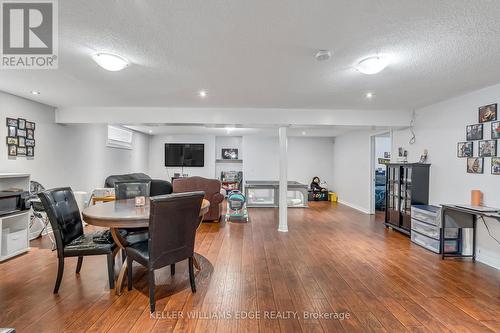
[370,132,392,214]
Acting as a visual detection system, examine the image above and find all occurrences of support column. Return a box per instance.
[278,127,288,232]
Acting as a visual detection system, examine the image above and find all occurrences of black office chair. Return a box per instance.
[126,192,205,312]
[38,187,118,293]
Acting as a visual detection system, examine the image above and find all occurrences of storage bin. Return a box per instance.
[443,240,459,253]
[411,205,441,226]
[443,228,459,239]
[1,229,27,256]
[411,218,440,239]
[411,230,440,253]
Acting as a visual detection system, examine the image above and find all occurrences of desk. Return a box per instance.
[440,205,500,261]
[82,198,210,295]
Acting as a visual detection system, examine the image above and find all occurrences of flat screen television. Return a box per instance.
[165,143,204,167]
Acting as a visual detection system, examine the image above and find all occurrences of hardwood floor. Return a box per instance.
[1,202,499,332]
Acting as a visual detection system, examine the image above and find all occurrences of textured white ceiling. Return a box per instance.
[2,0,500,110]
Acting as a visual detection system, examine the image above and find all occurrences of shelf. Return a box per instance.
[216,159,243,163]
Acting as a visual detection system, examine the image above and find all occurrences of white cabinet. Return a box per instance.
[0,173,30,262]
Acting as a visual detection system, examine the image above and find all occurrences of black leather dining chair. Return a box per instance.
[38,187,117,293]
[114,181,151,200]
[114,181,151,245]
[125,191,205,312]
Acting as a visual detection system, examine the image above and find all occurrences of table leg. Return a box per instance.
[110,228,129,295]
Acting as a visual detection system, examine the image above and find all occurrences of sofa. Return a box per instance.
[173,176,224,221]
[104,173,173,196]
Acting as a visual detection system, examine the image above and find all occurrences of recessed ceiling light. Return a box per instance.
[356,56,389,75]
[314,50,331,61]
[92,53,129,71]
[302,131,307,135]
[366,92,374,98]
[148,129,153,134]
[199,90,208,98]
[30,90,40,95]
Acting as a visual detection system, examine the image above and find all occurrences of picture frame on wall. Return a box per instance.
[17,147,26,156]
[8,126,17,137]
[26,121,35,130]
[25,139,35,147]
[18,137,26,148]
[492,158,500,175]
[27,129,34,139]
[479,103,497,123]
[6,137,18,145]
[466,124,483,140]
[8,144,17,156]
[27,146,34,157]
[467,157,484,174]
[492,121,500,139]
[478,140,497,157]
[457,142,473,157]
[222,148,239,159]
[6,118,18,127]
[17,129,26,137]
[18,118,26,130]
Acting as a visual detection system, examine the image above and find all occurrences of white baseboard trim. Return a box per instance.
[476,252,500,270]
[338,200,371,215]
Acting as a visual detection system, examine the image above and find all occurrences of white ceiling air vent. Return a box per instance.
[315,50,331,61]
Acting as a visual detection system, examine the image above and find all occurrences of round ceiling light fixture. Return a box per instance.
[356,56,389,75]
[366,92,374,98]
[92,53,129,71]
[199,90,208,98]
[30,90,40,95]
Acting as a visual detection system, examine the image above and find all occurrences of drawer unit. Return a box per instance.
[411,218,440,239]
[1,228,28,256]
[411,231,440,253]
[411,205,441,226]
[411,218,459,239]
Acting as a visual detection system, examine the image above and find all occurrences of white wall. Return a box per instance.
[1,91,150,195]
[243,136,334,186]
[331,130,375,214]
[242,136,279,181]
[288,137,334,187]
[148,135,216,181]
[62,124,150,194]
[393,83,500,269]
[0,91,69,188]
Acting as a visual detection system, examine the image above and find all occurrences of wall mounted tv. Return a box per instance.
[165,143,205,167]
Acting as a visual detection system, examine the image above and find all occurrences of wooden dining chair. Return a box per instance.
[125,191,205,312]
[38,187,118,293]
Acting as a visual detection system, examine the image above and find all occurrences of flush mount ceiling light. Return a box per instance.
[30,90,40,95]
[92,53,129,71]
[314,50,331,61]
[199,90,208,98]
[366,92,374,98]
[356,56,389,75]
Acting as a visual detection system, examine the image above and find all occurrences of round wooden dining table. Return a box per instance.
[82,197,210,295]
